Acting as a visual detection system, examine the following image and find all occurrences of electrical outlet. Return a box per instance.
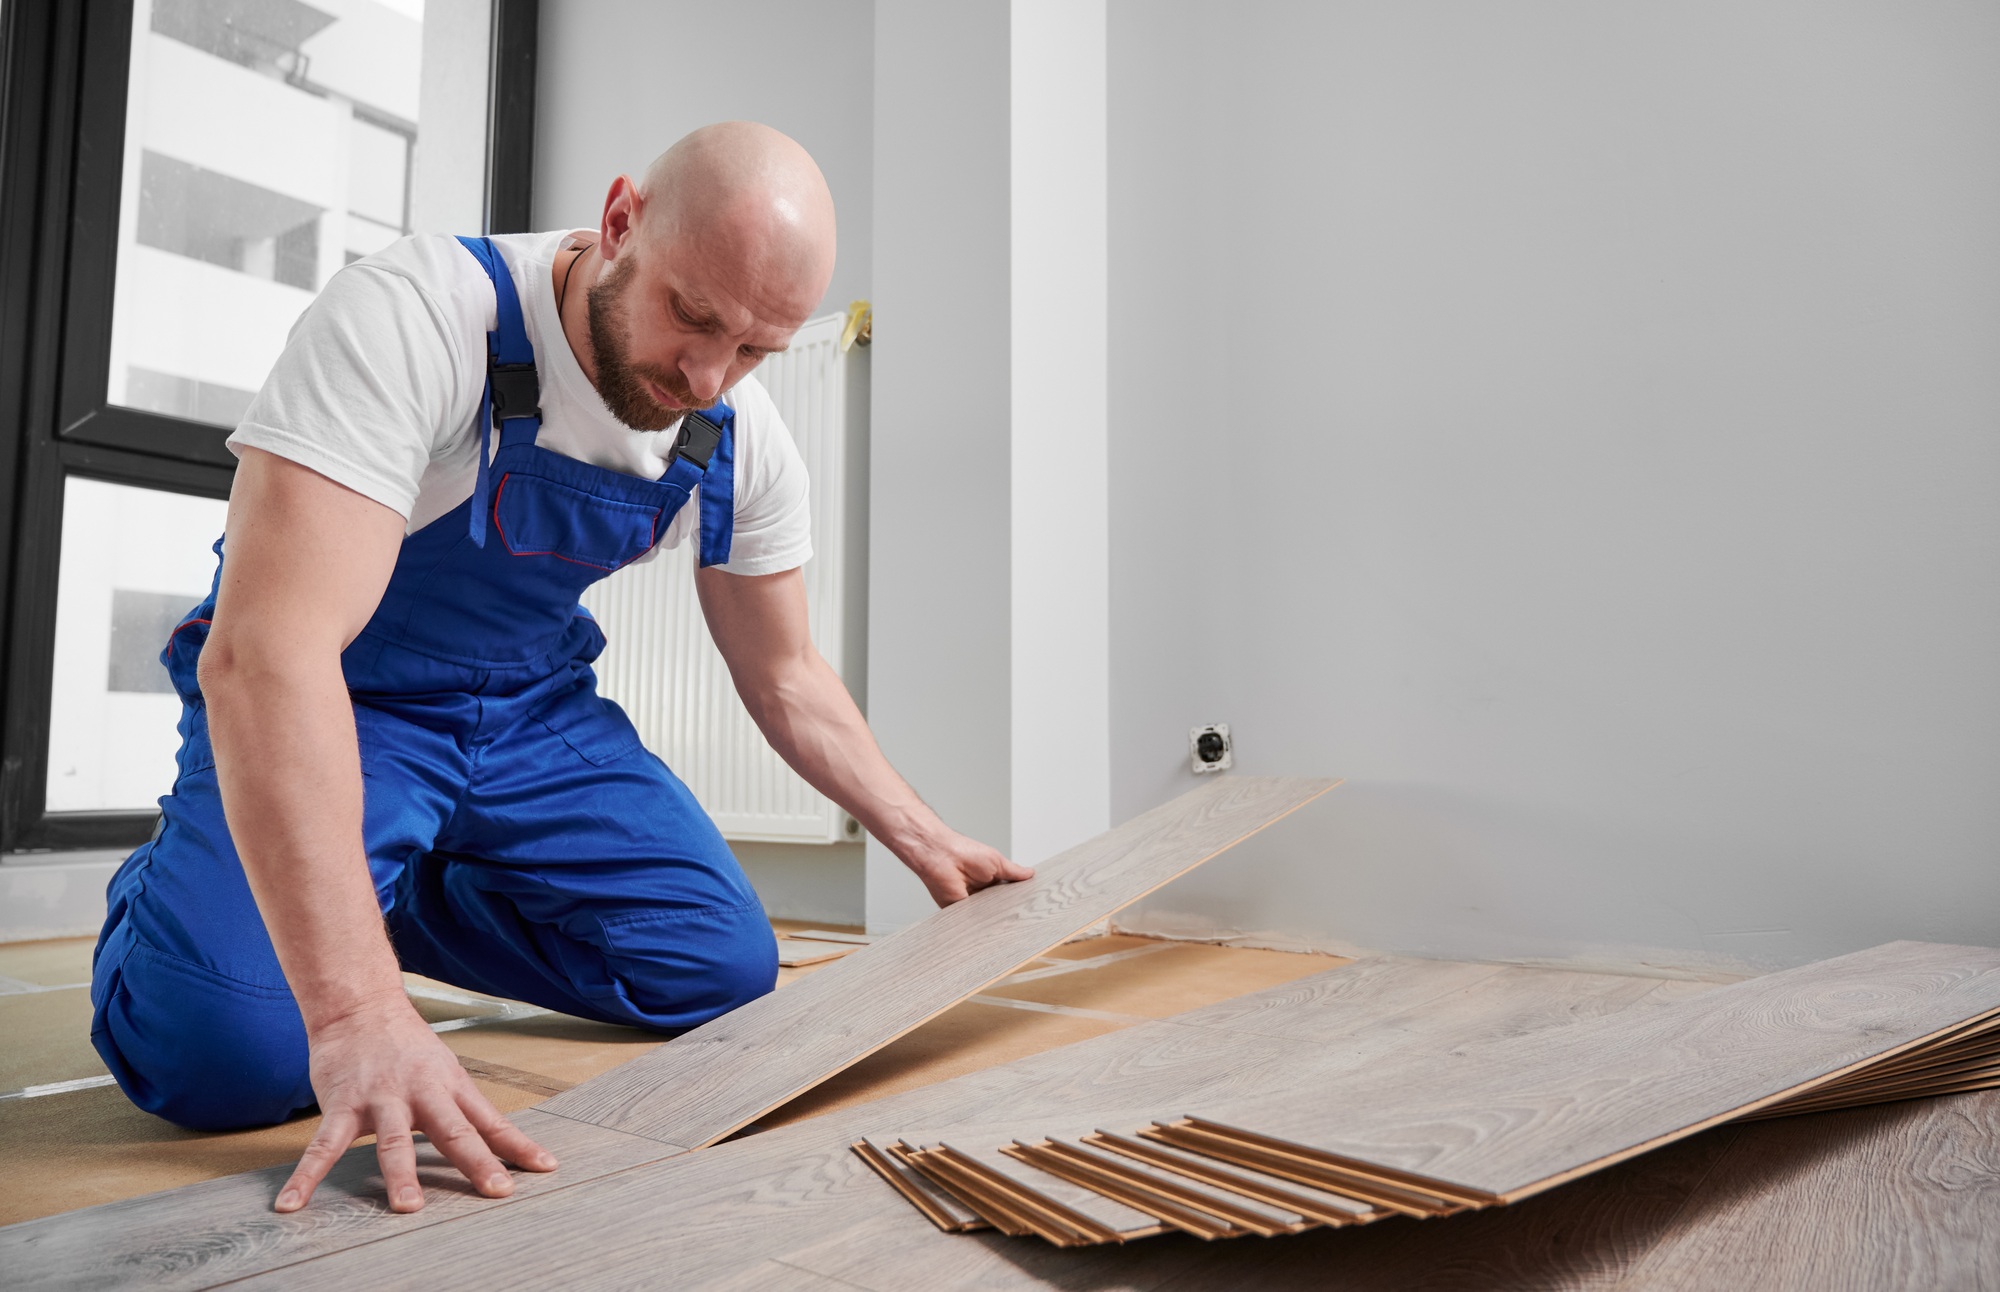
[1189,723,1232,774]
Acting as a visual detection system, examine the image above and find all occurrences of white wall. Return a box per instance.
[533,0,874,315]
[866,0,1016,930]
[866,1,1113,931]
[1110,1,2000,970]
[1011,0,1111,874]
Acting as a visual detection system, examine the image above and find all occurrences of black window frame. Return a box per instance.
[0,0,539,851]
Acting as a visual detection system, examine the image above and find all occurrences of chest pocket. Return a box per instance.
[492,470,682,570]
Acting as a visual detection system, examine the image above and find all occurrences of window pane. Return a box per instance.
[46,479,228,812]
[106,0,492,430]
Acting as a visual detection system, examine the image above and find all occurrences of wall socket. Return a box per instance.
[1189,723,1233,774]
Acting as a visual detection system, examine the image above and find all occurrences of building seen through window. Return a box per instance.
[49,0,489,815]
[109,0,428,429]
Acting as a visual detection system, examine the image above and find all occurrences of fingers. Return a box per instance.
[373,1106,425,1213]
[275,1107,361,1212]
[460,1088,559,1173]
[926,868,970,906]
[416,1097,513,1199]
[998,856,1036,883]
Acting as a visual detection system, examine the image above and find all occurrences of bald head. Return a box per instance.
[575,123,837,429]
[633,122,836,314]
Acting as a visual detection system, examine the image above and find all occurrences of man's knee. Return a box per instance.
[92,941,314,1131]
[596,901,778,1031]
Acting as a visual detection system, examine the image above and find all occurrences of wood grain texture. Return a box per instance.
[0,1110,670,1292]
[696,1258,877,1292]
[1135,1129,1745,1292]
[1624,1091,2000,1292]
[539,777,1339,1145]
[1188,941,2000,1200]
[260,958,1692,1288]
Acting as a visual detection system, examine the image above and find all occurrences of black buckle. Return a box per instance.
[672,411,722,469]
[490,362,540,420]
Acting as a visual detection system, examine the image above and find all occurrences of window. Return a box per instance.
[0,0,540,850]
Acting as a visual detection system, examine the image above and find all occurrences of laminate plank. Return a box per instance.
[267,958,1703,1288]
[777,939,864,967]
[539,777,1339,1145]
[0,1110,671,1292]
[855,1138,986,1232]
[1622,1091,2000,1291]
[698,1259,877,1291]
[1186,940,2000,1202]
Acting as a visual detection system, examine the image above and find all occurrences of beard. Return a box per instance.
[585,253,703,431]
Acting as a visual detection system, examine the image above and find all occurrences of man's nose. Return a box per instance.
[681,344,731,404]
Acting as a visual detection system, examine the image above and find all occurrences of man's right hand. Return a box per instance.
[273,1001,558,1213]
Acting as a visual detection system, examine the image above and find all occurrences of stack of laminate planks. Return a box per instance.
[862,940,2000,1246]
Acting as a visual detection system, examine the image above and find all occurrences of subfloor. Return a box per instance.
[0,921,1350,1227]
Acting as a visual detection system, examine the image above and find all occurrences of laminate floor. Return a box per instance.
[11,926,1982,1288]
[0,922,1339,1258]
[199,959,1732,1290]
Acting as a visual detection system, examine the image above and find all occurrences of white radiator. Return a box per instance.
[580,313,857,844]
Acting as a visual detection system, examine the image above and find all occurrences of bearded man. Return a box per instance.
[88,121,1027,1214]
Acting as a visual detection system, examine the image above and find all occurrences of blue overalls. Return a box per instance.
[89,237,778,1132]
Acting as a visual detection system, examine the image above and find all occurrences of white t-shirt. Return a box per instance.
[228,230,812,575]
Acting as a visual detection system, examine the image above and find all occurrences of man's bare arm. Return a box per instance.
[696,565,1031,904]
[204,447,554,1212]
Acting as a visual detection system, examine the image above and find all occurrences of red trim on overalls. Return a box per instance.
[490,473,663,572]
[164,618,213,659]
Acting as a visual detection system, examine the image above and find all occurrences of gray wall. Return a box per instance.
[1110,1,2000,969]
[534,0,874,315]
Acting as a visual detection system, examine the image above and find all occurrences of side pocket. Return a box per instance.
[531,676,646,767]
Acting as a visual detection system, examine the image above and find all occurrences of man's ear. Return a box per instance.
[599,174,643,262]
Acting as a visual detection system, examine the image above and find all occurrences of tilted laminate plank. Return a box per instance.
[1621,1091,2000,1292]
[240,958,1690,1288]
[0,1110,670,1292]
[1187,940,2000,1201]
[539,776,1340,1144]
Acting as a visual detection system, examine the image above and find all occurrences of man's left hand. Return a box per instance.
[901,828,1034,906]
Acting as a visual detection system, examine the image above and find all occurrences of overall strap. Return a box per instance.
[454,235,542,547]
[660,404,736,567]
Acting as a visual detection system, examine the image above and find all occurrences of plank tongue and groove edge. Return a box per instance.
[537,775,1339,1146]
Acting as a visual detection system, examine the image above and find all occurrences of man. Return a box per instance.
[89,122,1028,1214]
